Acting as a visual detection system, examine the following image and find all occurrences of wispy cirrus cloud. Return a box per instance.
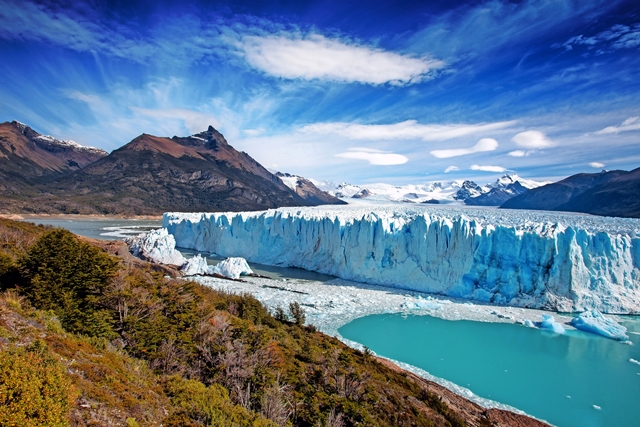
[560,23,640,52]
[300,120,516,141]
[470,164,508,173]
[430,138,498,158]
[595,117,640,134]
[335,148,408,165]
[444,166,459,173]
[240,34,444,85]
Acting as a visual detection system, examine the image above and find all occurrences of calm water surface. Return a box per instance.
[24,218,162,240]
[339,314,640,427]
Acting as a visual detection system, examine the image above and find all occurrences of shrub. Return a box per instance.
[0,340,76,427]
[288,302,306,326]
[164,376,277,427]
[18,229,119,337]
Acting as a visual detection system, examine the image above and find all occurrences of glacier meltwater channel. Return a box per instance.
[164,205,640,313]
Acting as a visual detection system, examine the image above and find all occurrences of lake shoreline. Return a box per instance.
[2,213,163,221]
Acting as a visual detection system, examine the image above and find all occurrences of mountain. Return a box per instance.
[275,172,346,205]
[37,126,342,215]
[501,168,640,218]
[0,121,107,193]
[464,174,547,206]
[312,174,547,206]
[314,180,465,203]
[453,180,484,201]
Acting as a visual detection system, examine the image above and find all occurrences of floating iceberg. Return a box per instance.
[164,205,640,313]
[571,310,629,341]
[210,257,253,279]
[181,254,210,276]
[539,315,566,334]
[125,228,186,266]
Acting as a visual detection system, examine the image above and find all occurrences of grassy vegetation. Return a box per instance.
[0,219,470,427]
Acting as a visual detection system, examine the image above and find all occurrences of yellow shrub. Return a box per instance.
[0,341,76,427]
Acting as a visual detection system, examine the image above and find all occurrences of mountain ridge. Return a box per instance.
[0,122,343,215]
[501,168,640,218]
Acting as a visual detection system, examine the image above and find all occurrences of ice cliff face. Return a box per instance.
[164,205,640,313]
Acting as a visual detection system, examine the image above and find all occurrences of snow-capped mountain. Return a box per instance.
[465,174,549,206]
[311,174,549,206]
[275,172,346,205]
[11,120,108,157]
[0,120,108,194]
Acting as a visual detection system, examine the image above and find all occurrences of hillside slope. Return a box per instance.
[0,218,549,427]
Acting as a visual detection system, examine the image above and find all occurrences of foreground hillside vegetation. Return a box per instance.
[0,218,546,427]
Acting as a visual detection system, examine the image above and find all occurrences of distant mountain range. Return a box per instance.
[0,121,343,215]
[312,174,549,206]
[501,168,640,218]
[3,120,638,218]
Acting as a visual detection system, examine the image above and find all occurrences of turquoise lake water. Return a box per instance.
[339,314,640,427]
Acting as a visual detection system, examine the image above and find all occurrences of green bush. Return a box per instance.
[164,376,276,427]
[0,252,18,291]
[0,340,76,427]
[18,229,119,337]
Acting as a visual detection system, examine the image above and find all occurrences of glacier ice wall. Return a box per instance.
[164,206,640,313]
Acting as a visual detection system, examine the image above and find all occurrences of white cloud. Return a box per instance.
[595,117,640,134]
[130,108,220,134]
[243,128,265,136]
[589,162,605,168]
[240,34,444,85]
[470,165,507,173]
[430,138,498,158]
[335,148,408,165]
[508,150,527,157]
[444,166,459,173]
[300,120,516,141]
[511,130,555,149]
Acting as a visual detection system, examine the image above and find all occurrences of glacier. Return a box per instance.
[164,205,640,314]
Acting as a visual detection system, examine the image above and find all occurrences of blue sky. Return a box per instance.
[1,0,639,184]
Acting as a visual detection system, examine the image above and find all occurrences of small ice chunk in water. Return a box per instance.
[629,358,640,366]
[523,319,535,328]
[593,405,601,410]
[571,310,629,341]
[539,315,565,334]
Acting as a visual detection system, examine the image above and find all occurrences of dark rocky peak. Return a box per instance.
[454,180,483,201]
[175,125,230,150]
[352,188,372,199]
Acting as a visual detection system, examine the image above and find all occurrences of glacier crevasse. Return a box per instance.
[163,206,640,313]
